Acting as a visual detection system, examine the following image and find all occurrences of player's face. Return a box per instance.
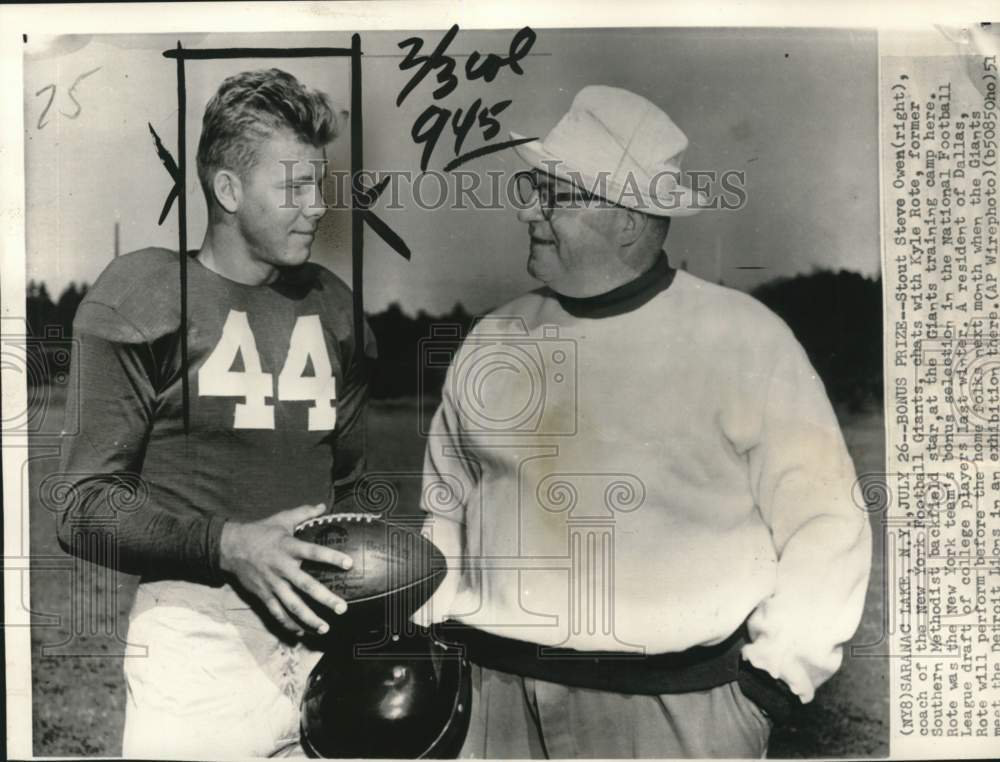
[236,130,327,271]
[516,175,622,296]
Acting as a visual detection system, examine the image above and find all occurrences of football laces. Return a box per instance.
[294,512,381,532]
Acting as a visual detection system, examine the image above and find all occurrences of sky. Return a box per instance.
[23,27,879,316]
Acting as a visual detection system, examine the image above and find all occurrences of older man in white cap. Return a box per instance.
[417,86,871,758]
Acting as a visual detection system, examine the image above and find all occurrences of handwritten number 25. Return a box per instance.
[35,67,102,130]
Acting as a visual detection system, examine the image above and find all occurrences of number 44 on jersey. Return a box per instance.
[198,310,337,431]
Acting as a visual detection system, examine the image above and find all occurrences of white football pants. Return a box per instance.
[121,579,324,759]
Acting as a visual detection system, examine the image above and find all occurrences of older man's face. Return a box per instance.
[516,175,623,297]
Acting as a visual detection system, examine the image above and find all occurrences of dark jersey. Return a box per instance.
[57,248,373,584]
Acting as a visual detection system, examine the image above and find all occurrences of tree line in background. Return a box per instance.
[26,281,89,340]
[25,270,882,408]
[752,270,882,410]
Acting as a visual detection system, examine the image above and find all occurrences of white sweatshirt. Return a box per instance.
[419,270,871,702]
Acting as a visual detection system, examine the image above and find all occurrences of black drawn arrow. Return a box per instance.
[148,122,180,226]
[353,176,411,260]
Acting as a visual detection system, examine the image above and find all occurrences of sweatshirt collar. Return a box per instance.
[553,252,676,318]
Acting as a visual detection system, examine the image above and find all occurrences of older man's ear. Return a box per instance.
[617,208,673,253]
[617,207,649,248]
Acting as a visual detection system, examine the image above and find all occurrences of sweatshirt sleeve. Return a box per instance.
[413,359,479,625]
[55,303,225,584]
[740,333,872,703]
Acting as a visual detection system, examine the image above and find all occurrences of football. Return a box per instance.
[294,512,447,628]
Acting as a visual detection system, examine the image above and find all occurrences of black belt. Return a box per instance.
[436,620,800,722]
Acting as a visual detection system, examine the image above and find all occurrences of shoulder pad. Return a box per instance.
[75,248,182,342]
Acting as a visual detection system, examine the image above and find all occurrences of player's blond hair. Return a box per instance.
[196,68,340,204]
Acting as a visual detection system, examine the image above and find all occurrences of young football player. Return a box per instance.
[57,68,371,757]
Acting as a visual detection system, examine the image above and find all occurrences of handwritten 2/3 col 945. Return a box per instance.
[396,25,538,173]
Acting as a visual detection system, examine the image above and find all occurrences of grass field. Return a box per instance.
[26,390,888,757]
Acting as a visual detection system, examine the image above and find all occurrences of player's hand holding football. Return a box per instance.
[219,503,353,636]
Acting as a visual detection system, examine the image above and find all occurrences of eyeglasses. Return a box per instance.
[513,171,601,219]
